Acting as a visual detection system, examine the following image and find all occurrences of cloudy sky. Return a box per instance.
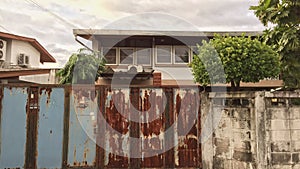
[0,0,265,67]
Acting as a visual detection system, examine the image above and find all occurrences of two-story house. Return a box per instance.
[0,31,57,84]
[73,29,282,89]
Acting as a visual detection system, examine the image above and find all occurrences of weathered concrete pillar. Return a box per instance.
[201,92,214,169]
[255,91,267,169]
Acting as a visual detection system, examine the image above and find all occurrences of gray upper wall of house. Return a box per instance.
[73,29,262,51]
[96,35,207,48]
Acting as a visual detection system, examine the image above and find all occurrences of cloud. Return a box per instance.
[104,12,199,31]
[98,0,263,30]
[46,44,70,54]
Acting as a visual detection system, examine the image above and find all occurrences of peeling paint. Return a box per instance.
[67,88,97,167]
[104,88,130,168]
[174,88,200,167]
[37,88,64,168]
[0,87,27,169]
[139,88,165,167]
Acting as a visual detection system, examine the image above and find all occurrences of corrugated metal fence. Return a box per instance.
[0,85,201,169]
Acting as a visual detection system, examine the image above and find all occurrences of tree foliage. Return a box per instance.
[250,0,300,88]
[190,35,281,90]
[56,48,106,84]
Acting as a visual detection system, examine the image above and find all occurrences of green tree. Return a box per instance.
[56,48,106,84]
[250,0,300,88]
[190,35,281,91]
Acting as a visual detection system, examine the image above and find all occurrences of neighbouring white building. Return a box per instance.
[0,31,58,84]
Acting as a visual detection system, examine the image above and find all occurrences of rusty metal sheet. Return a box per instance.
[140,88,165,168]
[104,88,130,168]
[67,89,97,167]
[0,87,28,168]
[37,88,64,168]
[173,88,200,167]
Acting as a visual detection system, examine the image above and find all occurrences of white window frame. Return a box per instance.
[102,47,118,65]
[136,47,152,66]
[119,47,135,65]
[173,45,190,65]
[155,45,172,65]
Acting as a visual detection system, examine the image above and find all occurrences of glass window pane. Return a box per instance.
[103,48,116,64]
[136,48,151,65]
[156,46,171,63]
[174,46,189,63]
[120,48,134,64]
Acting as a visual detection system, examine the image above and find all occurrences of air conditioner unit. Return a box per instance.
[128,65,143,73]
[0,39,7,61]
[18,54,30,66]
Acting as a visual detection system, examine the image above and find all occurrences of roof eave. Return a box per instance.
[73,29,263,40]
[0,31,56,63]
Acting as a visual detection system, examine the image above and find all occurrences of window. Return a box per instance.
[103,48,117,64]
[120,48,134,65]
[136,48,151,65]
[174,46,189,64]
[155,45,192,65]
[156,46,172,64]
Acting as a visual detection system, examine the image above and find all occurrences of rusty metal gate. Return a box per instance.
[0,85,201,169]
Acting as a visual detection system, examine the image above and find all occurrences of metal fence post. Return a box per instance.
[163,87,175,168]
[25,87,39,169]
[96,86,106,169]
[62,87,70,169]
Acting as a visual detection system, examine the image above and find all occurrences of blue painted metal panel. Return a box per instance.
[37,88,64,169]
[0,87,28,169]
[67,90,97,167]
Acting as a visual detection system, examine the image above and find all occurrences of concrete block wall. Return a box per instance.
[265,98,300,169]
[201,92,257,169]
[213,107,255,169]
[202,92,300,169]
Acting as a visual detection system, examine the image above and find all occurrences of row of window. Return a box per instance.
[102,45,197,66]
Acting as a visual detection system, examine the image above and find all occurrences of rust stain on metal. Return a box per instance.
[105,89,130,168]
[73,146,77,166]
[39,87,53,108]
[83,138,90,166]
[95,86,106,168]
[140,89,164,167]
[174,89,200,168]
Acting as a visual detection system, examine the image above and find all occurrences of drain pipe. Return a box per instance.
[74,35,93,52]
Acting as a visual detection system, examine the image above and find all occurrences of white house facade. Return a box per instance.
[0,31,57,84]
[73,29,281,88]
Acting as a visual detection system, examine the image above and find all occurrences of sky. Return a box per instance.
[0,0,265,67]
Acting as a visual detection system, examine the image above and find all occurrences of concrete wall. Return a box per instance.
[264,92,300,169]
[10,39,40,67]
[202,92,300,169]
